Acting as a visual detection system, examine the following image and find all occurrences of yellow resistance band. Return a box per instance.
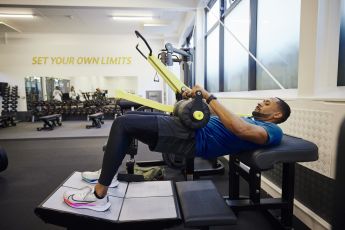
[115,89,174,113]
[116,89,251,117]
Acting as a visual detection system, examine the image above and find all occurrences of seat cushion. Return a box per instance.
[234,135,318,170]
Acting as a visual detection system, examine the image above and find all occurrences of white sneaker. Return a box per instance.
[63,186,111,212]
[81,169,119,188]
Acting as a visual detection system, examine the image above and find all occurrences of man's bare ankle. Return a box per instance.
[94,184,108,198]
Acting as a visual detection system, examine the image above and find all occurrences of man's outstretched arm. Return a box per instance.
[186,85,268,145]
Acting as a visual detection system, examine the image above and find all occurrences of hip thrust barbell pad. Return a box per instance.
[0,146,8,172]
[173,93,210,130]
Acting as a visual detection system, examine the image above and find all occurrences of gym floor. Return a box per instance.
[0,123,310,230]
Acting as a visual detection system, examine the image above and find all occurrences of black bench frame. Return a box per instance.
[184,157,225,181]
[183,134,318,230]
[226,158,295,229]
[114,138,225,182]
[86,112,104,129]
[114,109,225,180]
[37,114,62,131]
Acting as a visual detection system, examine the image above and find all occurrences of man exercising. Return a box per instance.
[63,85,291,212]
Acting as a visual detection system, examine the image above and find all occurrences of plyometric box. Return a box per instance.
[35,172,182,229]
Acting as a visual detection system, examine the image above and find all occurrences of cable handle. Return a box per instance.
[135,30,152,59]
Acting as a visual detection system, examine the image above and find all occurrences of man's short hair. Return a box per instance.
[275,97,291,124]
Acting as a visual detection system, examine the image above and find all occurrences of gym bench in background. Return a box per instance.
[37,114,62,131]
[86,112,104,129]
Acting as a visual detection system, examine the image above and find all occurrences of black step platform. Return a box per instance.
[35,172,182,230]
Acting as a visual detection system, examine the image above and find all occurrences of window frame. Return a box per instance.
[204,0,301,93]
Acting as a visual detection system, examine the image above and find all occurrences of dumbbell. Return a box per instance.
[173,91,210,129]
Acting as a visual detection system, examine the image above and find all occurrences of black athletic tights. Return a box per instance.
[98,112,160,186]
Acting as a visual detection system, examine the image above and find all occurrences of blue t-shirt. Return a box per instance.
[195,116,283,158]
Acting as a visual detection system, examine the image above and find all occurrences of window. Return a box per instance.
[46,77,70,101]
[224,0,250,91]
[205,0,220,92]
[25,76,44,111]
[204,0,301,92]
[256,0,300,90]
[206,26,220,92]
[207,0,220,31]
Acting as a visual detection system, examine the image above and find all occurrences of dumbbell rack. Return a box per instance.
[31,99,117,121]
[0,85,17,128]
[10,86,19,113]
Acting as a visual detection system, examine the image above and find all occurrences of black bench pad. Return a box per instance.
[40,114,61,120]
[176,180,236,227]
[234,134,319,170]
[89,112,103,118]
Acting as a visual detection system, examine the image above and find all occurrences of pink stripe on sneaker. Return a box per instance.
[64,198,96,207]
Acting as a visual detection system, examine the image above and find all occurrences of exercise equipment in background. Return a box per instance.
[30,96,116,122]
[115,90,173,113]
[0,84,17,128]
[36,114,62,131]
[134,30,210,130]
[86,112,104,129]
[123,30,221,176]
[0,146,8,172]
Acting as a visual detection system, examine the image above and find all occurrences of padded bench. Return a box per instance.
[227,134,318,229]
[86,112,104,129]
[37,114,62,131]
[176,180,236,230]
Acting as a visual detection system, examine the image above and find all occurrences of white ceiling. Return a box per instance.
[0,0,200,40]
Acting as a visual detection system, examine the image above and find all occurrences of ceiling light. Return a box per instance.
[0,14,34,18]
[112,16,153,21]
[144,23,168,27]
